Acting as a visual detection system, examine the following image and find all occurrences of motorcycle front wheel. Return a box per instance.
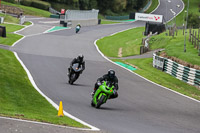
[96,95,105,108]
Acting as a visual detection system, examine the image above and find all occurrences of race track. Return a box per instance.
[10,0,200,133]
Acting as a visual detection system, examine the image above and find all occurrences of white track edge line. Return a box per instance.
[151,0,161,13]
[94,29,200,104]
[166,0,185,23]
[9,20,100,131]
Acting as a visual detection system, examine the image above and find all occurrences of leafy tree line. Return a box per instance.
[44,0,148,15]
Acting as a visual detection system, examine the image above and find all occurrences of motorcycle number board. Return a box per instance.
[135,13,163,23]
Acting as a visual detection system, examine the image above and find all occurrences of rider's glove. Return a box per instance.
[113,88,117,95]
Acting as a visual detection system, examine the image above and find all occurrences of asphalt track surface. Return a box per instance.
[2,0,200,133]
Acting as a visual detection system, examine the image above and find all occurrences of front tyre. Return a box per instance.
[96,95,105,108]
[91,100,95,107]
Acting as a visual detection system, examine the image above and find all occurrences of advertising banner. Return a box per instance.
[135,13,163,23]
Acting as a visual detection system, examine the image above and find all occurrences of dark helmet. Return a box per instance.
[108,69,115,79]
[77,54,84,62]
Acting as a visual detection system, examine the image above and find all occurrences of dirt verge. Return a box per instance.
[160,52,200,70]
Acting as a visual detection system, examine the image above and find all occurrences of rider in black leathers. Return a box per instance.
[92,69,118,99]
[68,54,85,77]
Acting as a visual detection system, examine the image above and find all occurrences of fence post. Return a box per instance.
[140,46,144,55]
[194,31,197,48]
[198,28,200,49]
[199,42,200,56]
[189,28,191,42]
[192,30,194,45]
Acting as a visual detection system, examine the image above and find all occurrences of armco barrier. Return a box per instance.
[153,52,200,87]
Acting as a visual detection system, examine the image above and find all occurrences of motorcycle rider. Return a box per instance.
[76,23,81,28]
[68,54,85,78]
[91,69,118,99]
[76,23,81,33]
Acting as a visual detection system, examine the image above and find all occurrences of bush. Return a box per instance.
[3,0,16,3]
[31,1,50,10]
[188,13,200,28]
[20,0,51,11]
[20,0,32,6]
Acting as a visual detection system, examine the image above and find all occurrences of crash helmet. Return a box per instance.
[77,54,84,62]
[108,69,115,79]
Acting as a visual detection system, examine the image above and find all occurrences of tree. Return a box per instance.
[89,0,97,9]
[126,0,137,11]
[79,0,90,10]
[188,13,200,28]
[111,0,127,13]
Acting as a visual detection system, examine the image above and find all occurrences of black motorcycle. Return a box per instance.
[68,63,83,85]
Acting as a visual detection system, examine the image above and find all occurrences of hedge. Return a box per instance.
[20,0,51,11]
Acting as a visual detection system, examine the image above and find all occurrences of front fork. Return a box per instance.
[93,92,107,105]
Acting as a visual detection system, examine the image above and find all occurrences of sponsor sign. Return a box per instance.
[135,13,163,23]
[61,9,65,14]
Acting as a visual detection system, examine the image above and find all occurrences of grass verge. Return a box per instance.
[0,13,19,24]
[0,23,24,46]
[2,1,51,17]
[112,58,200,101]
[149,29,200,66]
[97,26,199,66]
[100,19,121,24]
[97,27,145,57]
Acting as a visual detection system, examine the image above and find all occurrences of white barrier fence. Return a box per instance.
[19,16,25,25]
[65,9,99,20]
[153,52,200,87]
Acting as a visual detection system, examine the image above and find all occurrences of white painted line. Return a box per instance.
[166,0,185,23]
[94,28,200,104]
[151,0,161,13]
[10,20,100,131]
[170,9,176,16]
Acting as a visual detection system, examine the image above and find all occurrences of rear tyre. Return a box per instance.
[96,95,105,108]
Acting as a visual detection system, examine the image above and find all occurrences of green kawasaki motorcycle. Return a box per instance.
[91,81,115,108]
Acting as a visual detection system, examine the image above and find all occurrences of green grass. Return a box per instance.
[97,26,199,66]
[145,0,159,13]
[0,13,19,24]
[168,0,200,26]
[0,48,86,128]
[0,23,24,46]
[100,19,120,24]
[2,1,51,17]
[97,27,145,57]
[149,29,200,66]
[23,21,32,26]
[112,58,200,101]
